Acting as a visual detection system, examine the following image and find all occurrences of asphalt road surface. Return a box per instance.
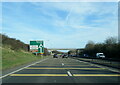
[1,56,120,85]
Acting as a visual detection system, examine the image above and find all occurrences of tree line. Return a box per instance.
[83,37,120,59]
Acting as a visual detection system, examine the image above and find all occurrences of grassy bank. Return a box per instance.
[2,47,48,70]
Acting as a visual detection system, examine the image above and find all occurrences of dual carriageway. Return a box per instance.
[1,56,120,84]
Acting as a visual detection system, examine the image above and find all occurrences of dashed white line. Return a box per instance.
[67,71,72,76]
[0,58,49,79]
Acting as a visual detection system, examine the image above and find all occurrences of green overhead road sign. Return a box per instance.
[30,41,44,54]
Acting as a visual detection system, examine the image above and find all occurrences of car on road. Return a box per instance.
[53,54,58,58]
[62,54,68,58]
[96,53,105,58]
[71,55,76,57]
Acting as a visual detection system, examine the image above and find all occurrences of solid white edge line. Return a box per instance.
[0,58,49,79]
[91,64,120,73]
[73,58,120,73]
[67,71,72,76]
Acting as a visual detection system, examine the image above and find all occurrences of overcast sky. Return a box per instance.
[2,2,118,49]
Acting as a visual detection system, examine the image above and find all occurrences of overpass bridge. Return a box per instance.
[48,48,76,50]
[47,48,84,55]
[47,48,84,54]
[47,48,84,51]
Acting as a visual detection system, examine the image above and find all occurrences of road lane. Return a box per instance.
[59,58,120,83]
[2,56,120,84]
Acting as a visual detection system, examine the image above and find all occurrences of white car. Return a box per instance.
[96,53,105,58]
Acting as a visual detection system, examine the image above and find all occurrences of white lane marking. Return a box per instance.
[67,71,72,76]
[106,69,120,73]
[0,58,49,79]
[62,63,64,66]
[91,64,120,73]
[54,80,57,83]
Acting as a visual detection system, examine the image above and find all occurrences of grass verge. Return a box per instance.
[2,47,48,70]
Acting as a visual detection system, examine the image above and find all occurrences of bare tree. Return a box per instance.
[105,37,117,44]
[85,40,95,49]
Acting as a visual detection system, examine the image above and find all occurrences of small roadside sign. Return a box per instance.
[30,40,44,54]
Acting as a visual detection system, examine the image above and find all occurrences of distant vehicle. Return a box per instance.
[96,53,105,58]
[53,54,58,58]
[60,54,64,57]
[62,54,68,58]
[83,54,89,57]
[71,55,76,57]
[68,54,72,57]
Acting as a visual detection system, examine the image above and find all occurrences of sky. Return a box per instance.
[2,2,118,49]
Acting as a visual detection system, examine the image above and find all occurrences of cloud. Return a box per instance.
[2,2,118,48]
